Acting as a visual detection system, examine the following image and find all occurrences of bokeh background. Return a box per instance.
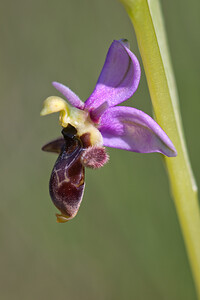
[1,0,200,299]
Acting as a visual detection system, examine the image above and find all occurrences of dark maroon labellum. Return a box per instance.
[43,125,85,222]
[42,124,109,222]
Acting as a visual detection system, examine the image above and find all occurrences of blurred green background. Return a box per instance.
[1,0,200,299]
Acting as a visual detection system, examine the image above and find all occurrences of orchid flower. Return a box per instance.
[41,39,177,223]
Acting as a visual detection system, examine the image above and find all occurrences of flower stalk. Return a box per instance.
[120,0,200,297]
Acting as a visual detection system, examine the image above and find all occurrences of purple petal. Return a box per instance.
[84,39,141,115]
[99,107,177,157]
[52,82,84,109]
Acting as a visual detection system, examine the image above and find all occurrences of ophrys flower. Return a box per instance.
[41,39,177,223]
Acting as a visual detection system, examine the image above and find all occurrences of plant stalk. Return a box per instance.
[120,0,200,298]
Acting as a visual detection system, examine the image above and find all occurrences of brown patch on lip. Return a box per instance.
[80,132,92,148]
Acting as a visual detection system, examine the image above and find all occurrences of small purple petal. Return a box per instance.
[52,82,84,109]
[84,40,141,115]
[99,107,177,157]
[90,101,109,123]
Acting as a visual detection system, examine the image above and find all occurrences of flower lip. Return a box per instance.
[48,124,85,223]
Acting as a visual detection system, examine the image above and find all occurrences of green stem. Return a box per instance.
[120,0,200,298]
